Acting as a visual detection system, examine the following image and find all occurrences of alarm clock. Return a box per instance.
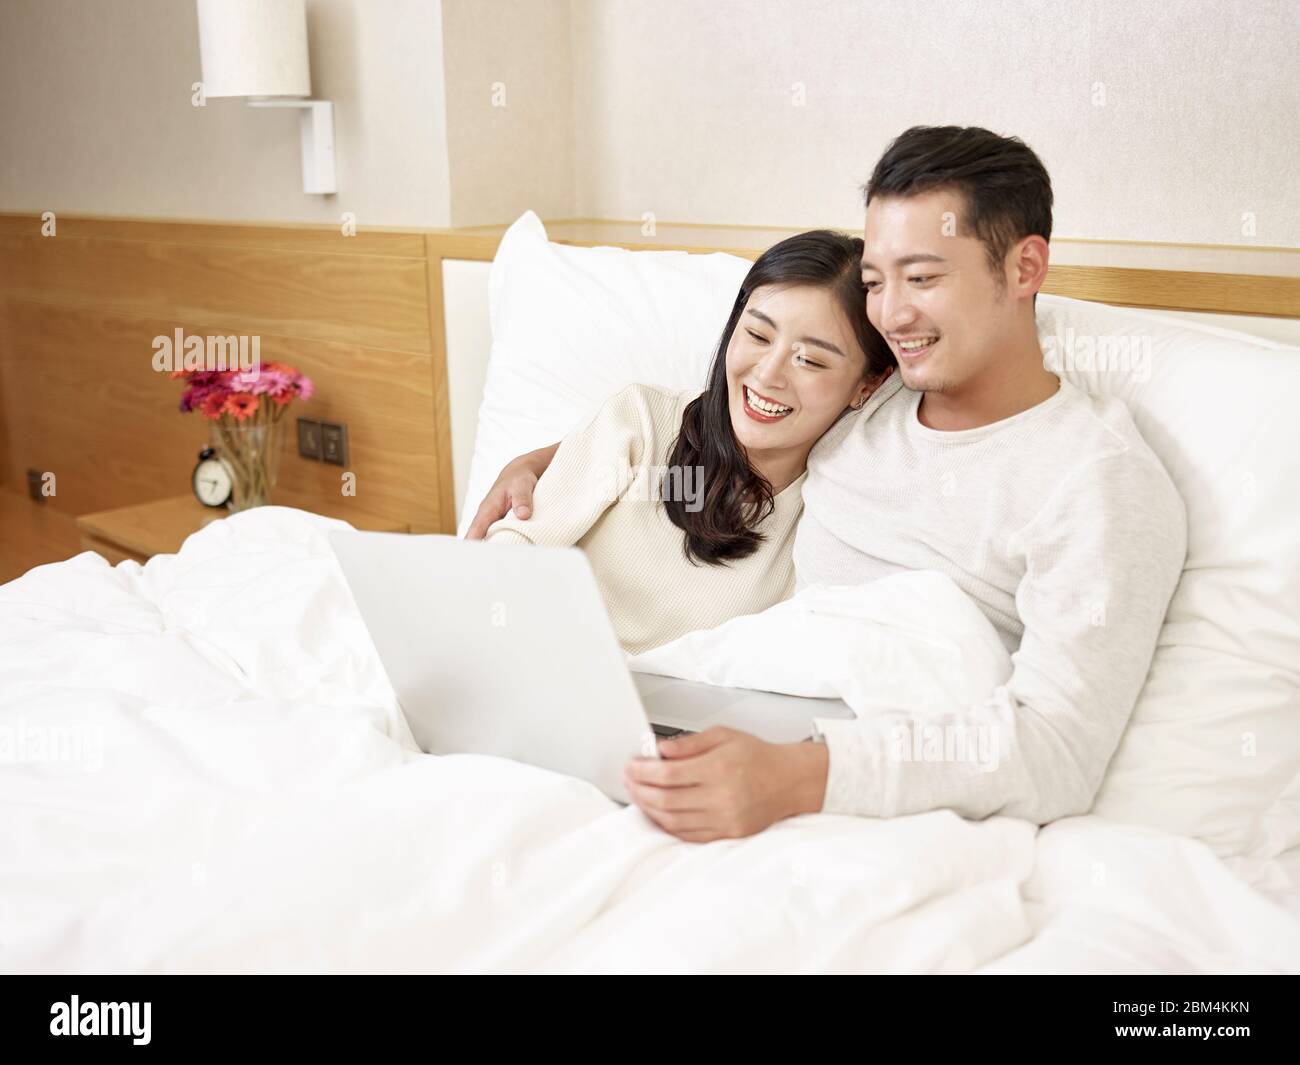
[192,446,234,508]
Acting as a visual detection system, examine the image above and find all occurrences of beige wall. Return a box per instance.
[0,0,453,227]
[1,0,1295,246]
[569,0,1299,245]
[441,0,574,226]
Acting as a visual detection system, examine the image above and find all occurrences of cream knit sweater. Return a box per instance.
[486,384,805,655]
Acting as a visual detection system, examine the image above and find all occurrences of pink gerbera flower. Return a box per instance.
[177,362,310,420]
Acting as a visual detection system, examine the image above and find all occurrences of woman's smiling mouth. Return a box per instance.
[742,384,794,421]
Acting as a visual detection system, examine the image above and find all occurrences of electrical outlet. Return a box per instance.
[320,421,348,466]
[297,417,322,460]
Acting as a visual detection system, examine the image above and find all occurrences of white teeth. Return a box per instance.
[744,386,792,416]
[898,337,938,352]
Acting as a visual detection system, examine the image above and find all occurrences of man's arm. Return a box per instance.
[810,451,1188,824]
[464,442,560,539]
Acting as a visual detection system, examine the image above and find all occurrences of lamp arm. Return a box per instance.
[245,98,336,195]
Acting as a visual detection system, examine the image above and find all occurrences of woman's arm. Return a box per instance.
[464,442,559,539]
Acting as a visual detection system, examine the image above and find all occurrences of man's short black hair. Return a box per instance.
[863,126,1053,280]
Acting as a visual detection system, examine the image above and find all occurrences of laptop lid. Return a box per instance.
[328,530,657,803]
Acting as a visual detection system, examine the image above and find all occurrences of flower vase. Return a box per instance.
[211,419,282,512]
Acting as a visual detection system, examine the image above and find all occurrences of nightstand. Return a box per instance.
[75,490,408,566]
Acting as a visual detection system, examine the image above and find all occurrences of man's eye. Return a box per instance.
[909,275,935,285]
[746,329,768,343]
[863,280,881,292]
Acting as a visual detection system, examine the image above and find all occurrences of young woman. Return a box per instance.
[474,230,895,655]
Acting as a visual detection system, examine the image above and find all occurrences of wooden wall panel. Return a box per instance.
[0,234,431,354]
[0,299,443,525]
[0,214,429,257]
[0,303,10,491]
[1041,264,1300,318]
[0,212,450,533]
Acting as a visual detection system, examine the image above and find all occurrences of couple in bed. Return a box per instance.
[465,125,1188,844]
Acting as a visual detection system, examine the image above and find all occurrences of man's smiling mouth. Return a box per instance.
[892,335,939,358]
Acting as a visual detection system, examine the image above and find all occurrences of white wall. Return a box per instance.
[0,0,454,227]
[441,0,574,226]
[1,0,1295,246]
[569,0,1299,245]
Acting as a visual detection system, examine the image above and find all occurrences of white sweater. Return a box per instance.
[797,373,1187,824]
[487,384,805,655]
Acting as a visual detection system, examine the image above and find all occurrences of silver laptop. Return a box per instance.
[327,530,855,804]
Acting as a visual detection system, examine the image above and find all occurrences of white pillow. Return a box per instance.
[456,212,751,535]
[461,213,1300,860]
[1035,294,1300,860]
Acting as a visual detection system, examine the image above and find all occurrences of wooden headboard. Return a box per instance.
[433,219,1300,317]
[1,212,1296,536]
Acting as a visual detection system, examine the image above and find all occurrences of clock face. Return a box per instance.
[193,458,233,507]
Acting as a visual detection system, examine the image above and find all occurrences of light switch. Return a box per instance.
[296,418,322,460]
[320,421,348,466]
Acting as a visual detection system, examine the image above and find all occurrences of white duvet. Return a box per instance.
[2,508,1297,973]
[628,570,1012,717]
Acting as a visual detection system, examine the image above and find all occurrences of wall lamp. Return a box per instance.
[196,0,336,195]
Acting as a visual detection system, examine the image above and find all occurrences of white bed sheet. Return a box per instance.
[1,508,1296,974]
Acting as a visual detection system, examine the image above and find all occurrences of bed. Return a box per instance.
[2,213,1297,974]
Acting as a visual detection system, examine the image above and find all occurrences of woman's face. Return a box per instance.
[724,282,878,461]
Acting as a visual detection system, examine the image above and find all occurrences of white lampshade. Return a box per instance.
[197,0,311,98]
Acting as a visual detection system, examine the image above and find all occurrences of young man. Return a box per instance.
[466,126,1187,844]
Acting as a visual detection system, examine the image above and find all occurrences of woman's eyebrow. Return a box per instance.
[744,308,844,357]
[801,337,846,357]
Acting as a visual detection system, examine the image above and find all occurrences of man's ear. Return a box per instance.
[852,368,890,409]
[864,365,893,395]
[1011,235,1049,298]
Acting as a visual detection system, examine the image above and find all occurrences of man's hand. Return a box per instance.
[464,442,561,539]
[623,727,829,843]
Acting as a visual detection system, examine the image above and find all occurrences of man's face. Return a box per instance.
[860,189,1013,396]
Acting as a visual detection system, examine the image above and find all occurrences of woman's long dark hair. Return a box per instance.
[663,230,894,565]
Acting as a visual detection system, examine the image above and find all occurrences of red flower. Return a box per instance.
[225,393,260,421]
[200,392,227,420]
